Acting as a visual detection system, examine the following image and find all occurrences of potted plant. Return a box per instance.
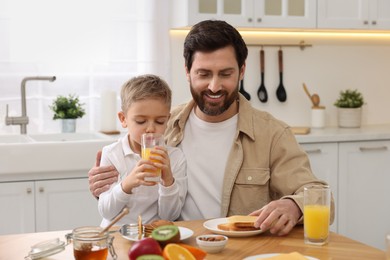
[50,94,85,132]
[334,89,365,128]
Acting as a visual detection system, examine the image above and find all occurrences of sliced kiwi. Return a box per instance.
[136,255,164,260]
[151,225,180,247]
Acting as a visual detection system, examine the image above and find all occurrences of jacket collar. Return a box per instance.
[172,94,256,141]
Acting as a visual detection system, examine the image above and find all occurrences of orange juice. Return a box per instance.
[141,147,161,175]
[304,205,330,239]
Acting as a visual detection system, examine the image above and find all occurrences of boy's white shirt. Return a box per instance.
[180,109,237,220]
[98,134,187,227]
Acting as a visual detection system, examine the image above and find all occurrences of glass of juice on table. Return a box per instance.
[304,184,331,245]
[141,133,165,182]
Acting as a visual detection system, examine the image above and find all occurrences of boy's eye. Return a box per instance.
[156,120,166,125]
[135,120,146,124]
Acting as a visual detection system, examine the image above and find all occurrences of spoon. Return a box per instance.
[303,83,320,107]
[98,207,129,236]
[239,79,251,100]
[257,49,268,103]
[276,49,287,102]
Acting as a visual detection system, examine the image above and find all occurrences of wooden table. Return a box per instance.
[0,219,385,260]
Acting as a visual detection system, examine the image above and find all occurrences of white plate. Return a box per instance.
[121,226,193,242]
[243,253,319,260]
[203,218,263,237]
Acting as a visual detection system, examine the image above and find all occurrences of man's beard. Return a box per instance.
[189,82,239,116]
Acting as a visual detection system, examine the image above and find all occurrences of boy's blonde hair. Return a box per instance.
[120,74,172,112]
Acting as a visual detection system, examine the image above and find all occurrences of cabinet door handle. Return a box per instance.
[39,187,44,193]
[359,146,388,152]
[248,18,253,23]
[372,20,377,25]
[363,20,369,25]
[26,188,32,194]
[305,149,322,154]
[257,17,262,23]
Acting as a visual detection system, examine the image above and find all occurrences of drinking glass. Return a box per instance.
[141,133,165,182]
[304,184,331,245]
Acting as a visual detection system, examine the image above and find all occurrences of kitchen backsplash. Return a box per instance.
[170,31,390,128]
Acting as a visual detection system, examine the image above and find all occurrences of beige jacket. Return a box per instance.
[165,94,335,223]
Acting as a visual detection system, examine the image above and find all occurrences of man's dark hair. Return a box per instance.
[183,20,248,71]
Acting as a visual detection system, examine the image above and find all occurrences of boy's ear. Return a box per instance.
[118,111,127,128]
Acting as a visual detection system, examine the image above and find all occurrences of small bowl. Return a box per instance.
[196,234,228,253]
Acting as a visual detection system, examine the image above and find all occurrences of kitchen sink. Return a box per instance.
[28,132,112,142]
[0,132,118,176]
[0,134,33,144]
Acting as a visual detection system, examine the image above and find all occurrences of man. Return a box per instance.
[89,20,334,236]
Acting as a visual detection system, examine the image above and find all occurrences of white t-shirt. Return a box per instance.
[98,134,187,226]
[180,109,237,220]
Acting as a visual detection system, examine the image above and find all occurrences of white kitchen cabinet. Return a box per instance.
[300,142,338,232]
[0,181,35,234]
[318,0,390,29]
[171,0,316,28]
[0,178,101,235]
[338,140,390,250]
[35,178,101,232]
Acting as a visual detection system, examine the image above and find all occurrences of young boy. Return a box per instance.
[98,74,187,226]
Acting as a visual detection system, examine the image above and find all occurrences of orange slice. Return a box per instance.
[177,243,207,260]
[162,244,196,260]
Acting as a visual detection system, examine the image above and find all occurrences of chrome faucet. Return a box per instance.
[5,76,56,134]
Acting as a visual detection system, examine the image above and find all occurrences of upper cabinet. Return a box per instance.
[318,0,390,29]
[171,0,316,28]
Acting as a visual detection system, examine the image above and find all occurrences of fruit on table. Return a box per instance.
[176,243,207,260]
[128,238,162,260]
[163,243,196,260]
[136,255,164,260]
[151,225,180,247]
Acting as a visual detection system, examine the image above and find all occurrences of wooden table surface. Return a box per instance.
[0,219,385,260]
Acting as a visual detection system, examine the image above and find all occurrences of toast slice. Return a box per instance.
[217,215,260,231]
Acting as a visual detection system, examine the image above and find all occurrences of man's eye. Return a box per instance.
[221,73,232,77]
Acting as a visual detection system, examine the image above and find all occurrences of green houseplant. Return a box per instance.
[50,94,85,132]
[334,89,365,128]
[334,89,364,108]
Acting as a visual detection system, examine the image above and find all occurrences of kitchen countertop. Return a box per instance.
[294,124,390,144]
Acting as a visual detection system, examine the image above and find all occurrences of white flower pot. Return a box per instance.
[337,107,362,128]
[61,119,76,133]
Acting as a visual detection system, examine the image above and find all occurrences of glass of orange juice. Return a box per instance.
[304,184,331,245]
[141,133,165,182]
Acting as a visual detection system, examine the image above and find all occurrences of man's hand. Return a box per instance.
[249,199,302,236]
[88,150,119,198]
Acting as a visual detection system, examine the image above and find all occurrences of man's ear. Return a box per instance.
[239,63,246,81]
[185,65,191,82]
[118,111,127,128]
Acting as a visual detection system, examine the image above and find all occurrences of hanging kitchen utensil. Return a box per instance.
[239,79,251,100]
[257,49,268,103]
[276,49,287,102]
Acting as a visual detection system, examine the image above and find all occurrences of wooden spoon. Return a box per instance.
[98,207,129,236]
[303,83,320,107]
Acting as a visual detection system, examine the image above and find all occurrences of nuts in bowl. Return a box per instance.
[196,234,228,253]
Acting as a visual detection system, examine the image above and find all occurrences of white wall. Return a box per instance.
[169,30,390,127]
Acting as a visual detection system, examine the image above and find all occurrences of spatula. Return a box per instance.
[239,79,251,100]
